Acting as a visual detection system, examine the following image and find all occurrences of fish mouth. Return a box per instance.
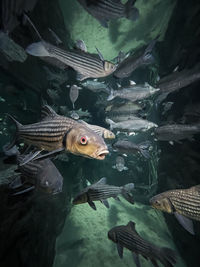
[96,149,109,160]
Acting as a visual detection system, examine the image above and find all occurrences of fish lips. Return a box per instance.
[95,149,109,160]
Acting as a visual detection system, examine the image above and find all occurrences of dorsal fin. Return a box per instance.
[96,47,104,62]
[96,177,107,185]
[126,221,136,231]
[41,105,57,120]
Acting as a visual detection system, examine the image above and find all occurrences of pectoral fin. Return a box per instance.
[88,201,96,210]
[132,253,141,267]
[101,199,109,208]
[174,212,195,235]
[31,148,65,162]
[19,150,43,166]
[116,243,123,258]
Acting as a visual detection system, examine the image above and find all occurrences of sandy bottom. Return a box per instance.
[53,198,186,267]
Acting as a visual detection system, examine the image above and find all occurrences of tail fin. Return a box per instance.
[121,183,134,204]
[138,141,151,159]
[5,114,22,150]
[125,0,140,21]
[159,247,177,267]
[107,89,115,101]
[26,41,50,57]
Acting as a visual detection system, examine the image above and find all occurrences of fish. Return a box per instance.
[106,113,144,123]
[108,221,177,267]
[107,82,159,102]
[25,16,116,81]
[114,38,158,78]
[1,0,38,33]
[5,105,109,163]
[12,155,64,195]
[79,120,115,139]
[112,156,128,172]
[105,101,143,115]
[77,0,139,28]
[156,63,200,103]
[112,140,151,159]
[81,80,110,93]
[150,185,200,235]
[73,177,134,210]
[154,123,200,142]
[106,117,158,133]
[69,85,82,109]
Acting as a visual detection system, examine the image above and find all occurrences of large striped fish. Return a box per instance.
[26,40,116,81]
[6,105,109,163]
[77,0,139,28]
[73,177,134,210]
[108,221,177,267]
[10,156,63,195]
[150,185,200,235]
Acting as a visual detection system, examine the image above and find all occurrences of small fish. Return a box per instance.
[154,123,200,142]
[81,80,110,93]
[106,117,158,133]
[25,16,116,81]
[108,221,177,267]
[15,155,63,195]
[73,177,134,210]
[69,110,80,120]
[112,156,128,172]
[105,101,143,115]
[114,37,158,78]
[69,85,81,109]
[79,120,115,139]
[77,0,139,28]
[107,82,159,102]
[150,185,200,235]
[5,105,109,163]
[113,140,151,159]
[156,63,200,102]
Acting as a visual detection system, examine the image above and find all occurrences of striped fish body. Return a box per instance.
[18,116,77,151]
[79,120,115,139]
[151,186,200,222]
[88,184,121,201]
[108,222,176,267]
[77,0,139,27]
[44,42,116,80]
[78,0,126,20]
[73,177,134,209]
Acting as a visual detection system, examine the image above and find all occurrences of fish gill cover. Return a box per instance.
[0,0,200,267]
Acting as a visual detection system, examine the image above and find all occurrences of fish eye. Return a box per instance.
[80,136,88,145]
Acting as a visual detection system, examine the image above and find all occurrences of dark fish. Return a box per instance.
[113,140,151,159]
[1,0,38,33]
[114,38,157,78]
[73,177,134,210]
[108,221,177,267]
[6,105,109,162]
[77,0,139,28]
[15,156,63,195]
[150,185,200,235]
[156,64,200,102]
[155,123,200,142]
